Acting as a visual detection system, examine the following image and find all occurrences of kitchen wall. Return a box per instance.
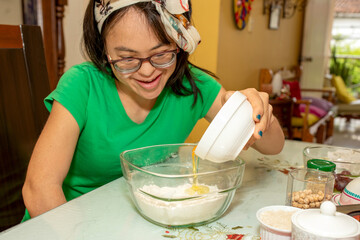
[63,0,88,71]
[175,1,305,91]
[190,0,221,75]
[216,0,304,91]
[0,0,22,25]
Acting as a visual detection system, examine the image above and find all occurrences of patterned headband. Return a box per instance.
[94,0,201,54]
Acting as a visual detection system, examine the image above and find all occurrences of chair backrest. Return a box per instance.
[259,66,303,92]
[0,25,50,230]
[259,67,299,139]
[332,75,356,104]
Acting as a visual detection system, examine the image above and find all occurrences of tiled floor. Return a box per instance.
[331,117,360,149]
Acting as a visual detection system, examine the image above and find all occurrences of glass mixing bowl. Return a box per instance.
[303,146,360,192]
[120,143,245,228]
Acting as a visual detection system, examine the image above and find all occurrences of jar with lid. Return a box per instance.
[305,159,336,194]
[286,160,336,209]
[292,201,360,239]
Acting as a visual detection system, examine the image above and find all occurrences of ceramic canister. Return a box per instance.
[340,177,360,205]
[291,201,360,239]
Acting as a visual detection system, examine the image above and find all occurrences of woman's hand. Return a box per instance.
[222,89,284,154]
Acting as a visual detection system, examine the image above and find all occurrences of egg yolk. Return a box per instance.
[185,146,209,195]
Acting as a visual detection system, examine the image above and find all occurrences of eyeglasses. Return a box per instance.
[108,48,179,74]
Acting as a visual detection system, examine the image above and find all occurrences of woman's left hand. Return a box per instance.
[222,88,274,150]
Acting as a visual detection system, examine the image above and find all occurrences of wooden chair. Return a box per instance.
[269,98,294,139]
[260,66,336,143]
[0,25,50,231]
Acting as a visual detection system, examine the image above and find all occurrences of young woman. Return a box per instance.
[22,0,284,220]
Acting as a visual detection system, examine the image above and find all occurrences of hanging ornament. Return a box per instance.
[234,0,254,30]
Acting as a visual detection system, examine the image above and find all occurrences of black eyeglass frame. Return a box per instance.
[108,48,180,74]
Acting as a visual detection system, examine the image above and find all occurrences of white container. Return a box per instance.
[333,177,360,206]
[256,205,301,240]
[339,177,360,205]
[195,91,255,163]
[291,201,360,239]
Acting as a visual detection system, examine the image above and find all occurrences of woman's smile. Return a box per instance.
[134,74,162,90]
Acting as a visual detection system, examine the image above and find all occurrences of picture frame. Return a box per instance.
[269,3,281,30]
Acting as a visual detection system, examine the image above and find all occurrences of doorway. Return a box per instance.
[300,0,335,94]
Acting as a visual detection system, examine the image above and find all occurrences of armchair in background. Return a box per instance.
[260,66,336,144]
[331,75,360,121]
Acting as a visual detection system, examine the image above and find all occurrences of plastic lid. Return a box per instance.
[307,159,336,172]
[292,201,360,238]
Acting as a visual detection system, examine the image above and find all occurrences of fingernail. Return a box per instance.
[259,130,263,137]
[256,114,261,120]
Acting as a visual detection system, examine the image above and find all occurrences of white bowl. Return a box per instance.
[195,91,255,163]
[256,205,301,240]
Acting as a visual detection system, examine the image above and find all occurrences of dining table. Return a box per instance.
[0,140,323,240]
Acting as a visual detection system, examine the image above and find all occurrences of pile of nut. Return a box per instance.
[290,189,332,209]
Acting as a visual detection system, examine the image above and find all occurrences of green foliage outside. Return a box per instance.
[330,34,360,94]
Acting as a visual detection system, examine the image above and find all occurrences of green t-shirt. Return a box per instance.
[22,62,221,221]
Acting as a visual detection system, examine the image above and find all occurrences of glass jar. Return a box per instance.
[286,166,335,209]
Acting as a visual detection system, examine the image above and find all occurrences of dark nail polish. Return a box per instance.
[256,114,261,120]
[259,130,263,137]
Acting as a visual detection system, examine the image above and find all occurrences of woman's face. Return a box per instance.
[105,8,177,101]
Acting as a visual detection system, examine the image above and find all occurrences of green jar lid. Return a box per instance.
[307,159,336,172]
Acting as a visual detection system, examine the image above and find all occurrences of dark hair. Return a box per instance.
[82,0,218,105]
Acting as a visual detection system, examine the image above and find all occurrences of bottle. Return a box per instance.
[305,159,336,204]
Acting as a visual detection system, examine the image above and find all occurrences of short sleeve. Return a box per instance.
[44,64,91,130]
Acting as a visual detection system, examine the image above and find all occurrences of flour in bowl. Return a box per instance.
[134,183,228,226]
[260,210,297,231]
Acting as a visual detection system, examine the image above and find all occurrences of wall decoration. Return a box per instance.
[283,0,307,18]
[234,0,254,30]
[263,0,274,14]
[269,2,281,30]
[263,0,308,19]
